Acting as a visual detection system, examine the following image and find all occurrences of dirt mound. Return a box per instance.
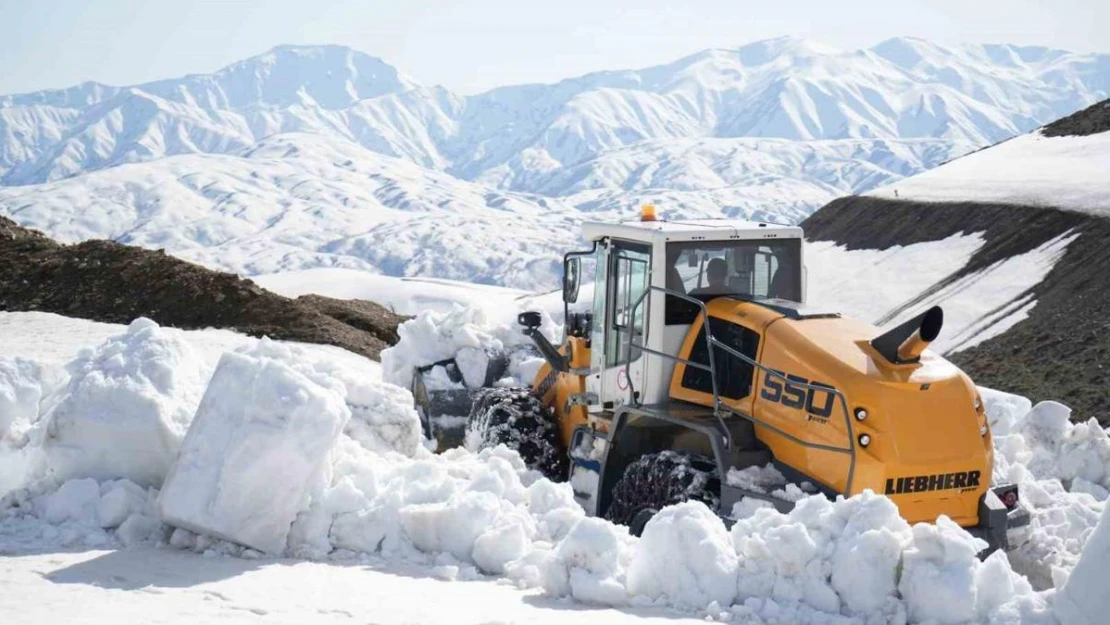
[1042,98,1110,137]
[803,197,1110,424]
[0,216,406,359]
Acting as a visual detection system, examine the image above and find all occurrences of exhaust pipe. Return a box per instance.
[871,306,944,365]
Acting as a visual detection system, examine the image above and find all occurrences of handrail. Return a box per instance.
[621,285,858,496]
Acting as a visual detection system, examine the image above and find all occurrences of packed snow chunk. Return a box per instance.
[43,477,101,524]
[380,304,556,389]
[899,517,982,624]
[1005,478,1104,590]
[1019,401,1110,490]
[96,479,150,528]
[627,501,738,609]
[116,511,164,547]
[400,488,537,573]
[540,516,633,606]
[1056,502,1110,625]
[158,349,350,554]
[899,515,1038,624]
[41,318,209,487]
[237,338,423,458]
[342,380,424,458]
[731,491,911,620]
[381,306,507,388]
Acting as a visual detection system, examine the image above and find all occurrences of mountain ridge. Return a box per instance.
[2,37,1105,188]
[0,38,1107,291]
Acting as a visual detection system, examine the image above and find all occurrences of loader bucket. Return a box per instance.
[411,351,510,451]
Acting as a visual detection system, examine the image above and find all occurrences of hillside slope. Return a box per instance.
[0,216,405,358]
[803,100,1110,422]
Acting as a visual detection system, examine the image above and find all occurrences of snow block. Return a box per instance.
[42,318,209,487]
[1056,503,1110,625]
[158,350,349,554]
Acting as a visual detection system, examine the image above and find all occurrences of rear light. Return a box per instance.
[994,485,1020,510]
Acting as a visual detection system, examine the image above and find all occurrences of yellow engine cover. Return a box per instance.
[670,298,992,527]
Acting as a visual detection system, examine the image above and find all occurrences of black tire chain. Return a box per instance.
[604,450,720,527]
[466,387,569,481]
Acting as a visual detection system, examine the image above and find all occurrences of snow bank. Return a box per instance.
[1056,503,1110,625]
[984,393,1110,589]
[158,344,351,554]
[1,476,164,551]
[5,307,1109,624]
[38,319,210,487]
[628,502,738,608]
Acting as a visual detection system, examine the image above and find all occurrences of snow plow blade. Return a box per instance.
[410,353,510,450]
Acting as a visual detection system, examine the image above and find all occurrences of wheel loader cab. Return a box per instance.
[574,216,805,411]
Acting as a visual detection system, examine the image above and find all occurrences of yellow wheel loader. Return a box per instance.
[410,206,1030,552]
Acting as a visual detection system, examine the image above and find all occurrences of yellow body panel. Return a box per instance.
[669,298,992,527]
[532,336,592,449]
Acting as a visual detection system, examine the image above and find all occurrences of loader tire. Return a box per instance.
[604,451,719,536]
[465,387,568,481]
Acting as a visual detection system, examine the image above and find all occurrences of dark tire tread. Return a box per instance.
[465,387,568,480]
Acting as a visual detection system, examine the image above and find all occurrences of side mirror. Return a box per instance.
[518,311,542,330]
[563,257,582,304]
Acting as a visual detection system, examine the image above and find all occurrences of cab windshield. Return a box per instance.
[664,238,802,324]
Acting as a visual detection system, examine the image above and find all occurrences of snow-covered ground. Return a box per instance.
[869,130,1110,215]
[2,306,1108,625]
[0,133,945,289]
[254,269,535,316]
[0,548,707,625]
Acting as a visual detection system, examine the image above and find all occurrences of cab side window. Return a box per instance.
[606,243,651,367]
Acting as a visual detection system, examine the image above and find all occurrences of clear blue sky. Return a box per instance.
[1,0,1106,95]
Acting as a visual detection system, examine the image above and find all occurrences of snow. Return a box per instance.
[627,502,739,609]
[2,309,1109,624]
[0,311,380,376]
[882,231,1080,353]
[1056,503,1110,625]
[0,548,710,625]
[254,269,532,316]
[806,230,1080,355]
[870,131,1110,215]
[806,233,986,323]
[380,303,558,391]
[2,39,1106,289]
[157,344,351,554]
[984,395,1110,591]
[40,318,210,487]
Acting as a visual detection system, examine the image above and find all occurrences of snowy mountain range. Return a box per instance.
[1,37,1107,288]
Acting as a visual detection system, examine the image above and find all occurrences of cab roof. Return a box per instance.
[580,218,804,244]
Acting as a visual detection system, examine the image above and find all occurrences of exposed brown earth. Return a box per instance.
[0,216,406,359]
